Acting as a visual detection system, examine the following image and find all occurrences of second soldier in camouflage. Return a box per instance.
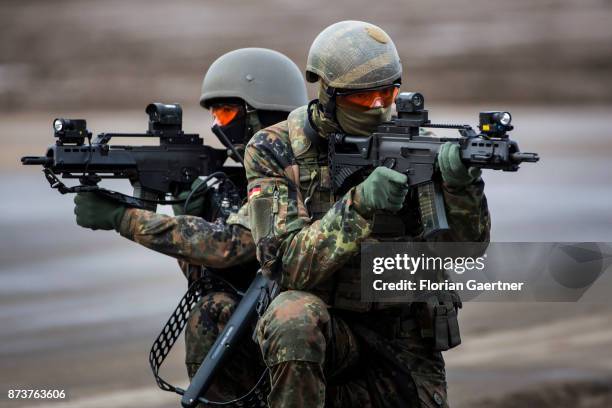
[73,48,308,403]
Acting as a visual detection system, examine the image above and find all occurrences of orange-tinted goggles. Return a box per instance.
[337,85,400,110]
[211,104,242,126]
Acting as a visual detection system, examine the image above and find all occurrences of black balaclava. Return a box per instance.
[212,100,290,161]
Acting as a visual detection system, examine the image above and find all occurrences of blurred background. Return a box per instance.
[1,0,612,407]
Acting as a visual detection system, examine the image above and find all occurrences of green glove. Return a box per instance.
[354,166,409,217]
[74,192,127,231]
[172,178,206,216]
[438,142,482,188]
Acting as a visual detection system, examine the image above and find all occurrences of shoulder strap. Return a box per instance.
[305,99,328,151]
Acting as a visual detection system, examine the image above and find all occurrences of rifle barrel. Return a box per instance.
[21,156,51,166]
[511,152,540,163]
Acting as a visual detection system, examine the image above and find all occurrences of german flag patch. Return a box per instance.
[248,186,262,199]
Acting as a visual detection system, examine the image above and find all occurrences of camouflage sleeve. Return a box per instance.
[245,127,373,291]
[436,179,491,243]
[118,208,256,268]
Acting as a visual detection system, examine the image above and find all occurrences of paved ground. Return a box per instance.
[1,105,612,406]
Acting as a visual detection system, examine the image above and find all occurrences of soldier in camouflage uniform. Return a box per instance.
[245,21,491,407]
[72,48,308,402]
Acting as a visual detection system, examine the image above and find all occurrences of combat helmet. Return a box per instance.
[306,20,402,90]
[200,48,307,112]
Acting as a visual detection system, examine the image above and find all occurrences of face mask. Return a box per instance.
[314,82,393,137]
[216,117,247,147]
[336,104,393,136]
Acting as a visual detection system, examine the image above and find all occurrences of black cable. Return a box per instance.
[196,369,269,406]
[183,171,227,213]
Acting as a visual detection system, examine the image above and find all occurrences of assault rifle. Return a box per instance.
[180,273,278,408]
[329,92,540,237]
[21,103,237,210]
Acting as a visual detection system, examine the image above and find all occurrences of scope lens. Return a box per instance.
[411,94,423,107]
[53,119,63,132]
[499,112,512,126]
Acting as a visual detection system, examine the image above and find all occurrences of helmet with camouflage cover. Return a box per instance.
[306,20,402,90]
[200,48,307,112]
[306,21,402,137]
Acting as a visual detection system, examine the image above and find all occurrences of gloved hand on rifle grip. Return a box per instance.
[438,142,482,188]
[74,192,127,231]
[354,166,409,218]
[172,178,207,216]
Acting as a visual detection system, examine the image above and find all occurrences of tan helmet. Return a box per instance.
[306,20,402,90]
[200,48,308,111]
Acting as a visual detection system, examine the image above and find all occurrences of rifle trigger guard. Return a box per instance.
[382,157,396,169]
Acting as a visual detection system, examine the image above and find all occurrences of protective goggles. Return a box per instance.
[211,104,243,127]
[336,84,400,110]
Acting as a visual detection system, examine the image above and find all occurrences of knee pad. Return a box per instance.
[257,290,330,366]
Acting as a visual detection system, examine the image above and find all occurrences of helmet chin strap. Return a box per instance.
[323,86,337,120]
[245,105,262,138]
[316,85,351,135]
